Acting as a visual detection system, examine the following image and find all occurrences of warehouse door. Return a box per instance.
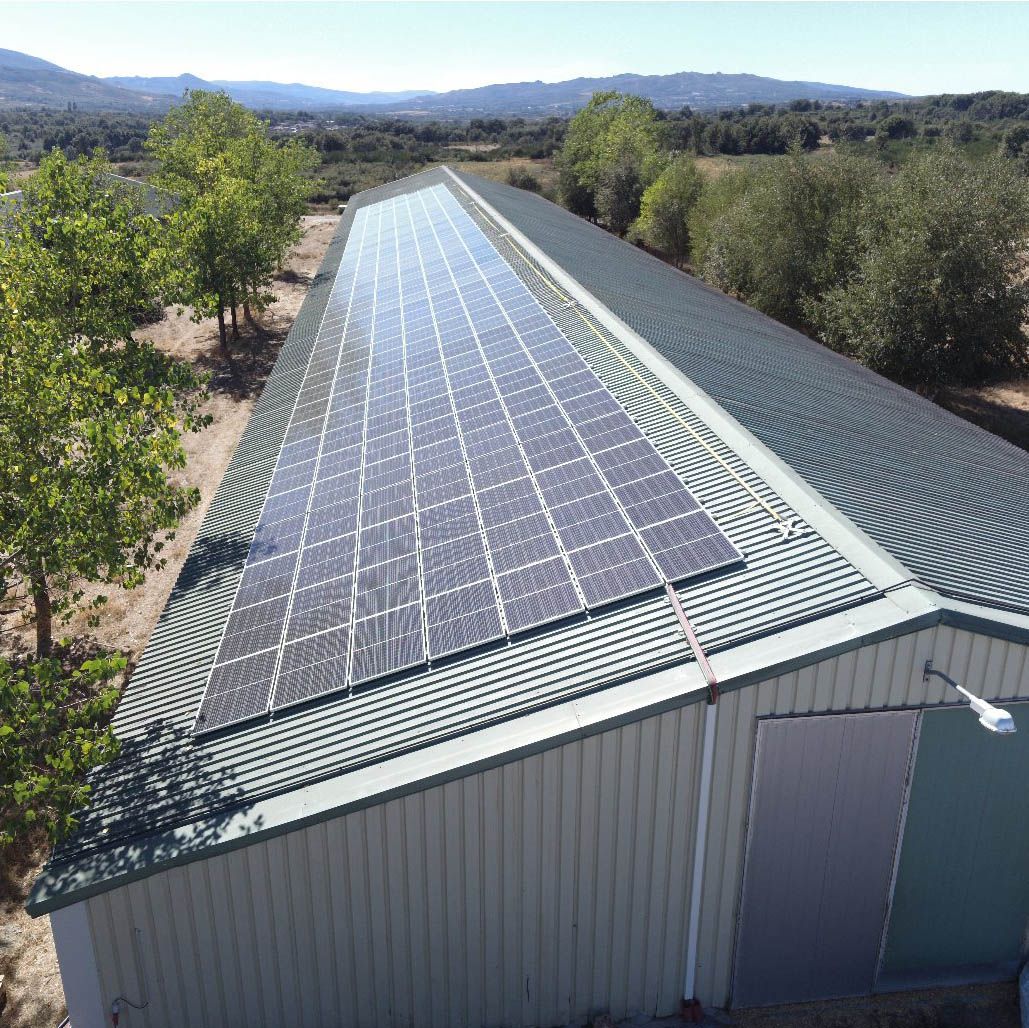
[879,702,1029,989]
[731,711,918,1007]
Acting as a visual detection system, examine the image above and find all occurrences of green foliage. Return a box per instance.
[147,91,318,347]
[876,114,917,141]
[812,148,1029,389]
[691,150,883,326]
[0,654,124,847]
[596,155,644,237]
[635,157,703,265]
[557,91,664,227]
[1001,124,1029,174]
[0,149,210,656]
[505,166,541,192]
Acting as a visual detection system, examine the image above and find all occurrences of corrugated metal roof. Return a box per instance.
[33,167,932,908]
[455,170,1029,615]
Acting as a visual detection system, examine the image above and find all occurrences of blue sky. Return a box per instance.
[2,2,1027,97]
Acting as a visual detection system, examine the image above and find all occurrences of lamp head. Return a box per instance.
[974,703,1017,735]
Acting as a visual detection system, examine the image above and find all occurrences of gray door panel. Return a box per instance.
[732,712,917,1007]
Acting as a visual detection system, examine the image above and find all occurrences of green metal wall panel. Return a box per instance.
[881,702,1029,984]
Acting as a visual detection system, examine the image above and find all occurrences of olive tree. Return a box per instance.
[813,148,1029,390]
[635,157,703,265]
[691,149,883,328]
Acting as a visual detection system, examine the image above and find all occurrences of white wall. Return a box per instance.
[72,624,1029,1027]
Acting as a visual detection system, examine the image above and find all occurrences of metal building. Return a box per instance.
[33,167,1029,1028]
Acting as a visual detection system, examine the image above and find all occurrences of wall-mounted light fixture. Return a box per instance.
[923,660,1016,735]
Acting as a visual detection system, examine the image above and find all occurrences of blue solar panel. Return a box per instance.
[194,181,741,733]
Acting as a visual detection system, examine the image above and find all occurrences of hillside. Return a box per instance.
[1,48,904,115]
[108,74,433,109]
[378,70,907,116]
[0,48,171,110]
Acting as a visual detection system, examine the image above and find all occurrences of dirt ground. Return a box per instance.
[940,377,1029,451]
[0,215,338,1028]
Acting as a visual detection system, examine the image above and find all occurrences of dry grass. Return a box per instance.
[445,156,559,196]
[0,216,339,1028]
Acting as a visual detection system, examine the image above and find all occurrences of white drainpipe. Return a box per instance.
[684,697,718,1006]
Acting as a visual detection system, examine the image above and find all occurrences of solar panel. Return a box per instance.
[193,182,741,733]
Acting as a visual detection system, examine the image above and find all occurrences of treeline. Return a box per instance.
[288,114,565,203]
[556,92,1029,393]
[0,92,315,848]
[0,108,154,163]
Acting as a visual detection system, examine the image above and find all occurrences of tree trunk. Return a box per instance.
[243,301,254,326]
[30,567,52,658]
[217,307,228,351]
[230,303,239,340]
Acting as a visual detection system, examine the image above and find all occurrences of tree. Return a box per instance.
[691,149,883,327]
[876,114,917,141]
[812,148,1029,390]
[556,92,664,226]
[1001,124,1029,174]
[0,150,210,656]
[596,154,644,237]
[0,654,124,847]
[635,157,703,265]
[147,91,317,348]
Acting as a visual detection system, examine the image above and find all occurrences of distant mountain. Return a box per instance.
[107,74,434,110]
[0,48,905,117]
[106,73,212,97]
[379,71,907,116]
[0,48,172,110]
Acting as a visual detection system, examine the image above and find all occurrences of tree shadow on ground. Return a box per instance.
[195,314,291,402]
[939,384,1029,452]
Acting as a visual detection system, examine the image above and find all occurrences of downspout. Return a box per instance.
[665,583,718,1023]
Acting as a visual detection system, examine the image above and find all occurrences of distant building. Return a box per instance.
[35,167,1029,1027]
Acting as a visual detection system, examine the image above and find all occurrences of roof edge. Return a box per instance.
[28,586,941,917]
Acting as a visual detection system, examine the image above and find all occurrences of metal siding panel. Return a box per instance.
[481,766,503,1027]
[881,701,1029,982]
[442,779,469,1028]
[363,806,395,1028]
[388,795,416,1028]
[572,732,601,1017]
[538,748,562,1025]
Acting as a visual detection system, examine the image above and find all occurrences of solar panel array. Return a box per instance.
[193,183,740,733]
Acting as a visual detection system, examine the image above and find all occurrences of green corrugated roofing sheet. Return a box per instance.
[29,167,965,912]
[456,170,1029,615]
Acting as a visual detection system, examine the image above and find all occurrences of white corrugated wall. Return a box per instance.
[78,625,1029,1027]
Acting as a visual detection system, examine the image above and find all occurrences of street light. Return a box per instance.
[923,660,1017,735]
